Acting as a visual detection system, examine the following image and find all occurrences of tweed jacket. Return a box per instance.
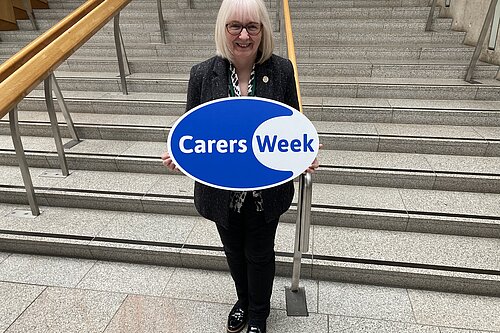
[186,54,300,228]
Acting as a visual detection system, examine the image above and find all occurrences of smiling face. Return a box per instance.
[215,0,273,65]
[225,9,262,63]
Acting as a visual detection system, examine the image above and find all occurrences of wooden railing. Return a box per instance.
[0,0,132,215]
[0,0,131,118]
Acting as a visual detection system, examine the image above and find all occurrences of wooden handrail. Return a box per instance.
[0,0,131,120]
[281,0,303,114]
[0,0,104,83]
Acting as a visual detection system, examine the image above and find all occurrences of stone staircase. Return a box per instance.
[0,0,499,297]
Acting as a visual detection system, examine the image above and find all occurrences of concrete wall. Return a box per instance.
[438,0,500,65]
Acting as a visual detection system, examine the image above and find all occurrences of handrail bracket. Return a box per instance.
[114,13,131,95]
[285,173,312,317]
[9,107,40,216]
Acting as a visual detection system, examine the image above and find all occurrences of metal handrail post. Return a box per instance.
[425,0,438,32]
[488,0,500,49]
[290,172,312,291]
[274,0,281,33]
[157,0,166,43]
[279,0,285,57]
[45,75,70,176]
[50,74,80,142]
[466,0,499,82]
[286,172,312,316]
[21,0,38,30]
[9,107,40,216]
[114,13,130,95]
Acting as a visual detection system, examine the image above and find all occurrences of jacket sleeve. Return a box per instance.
[186,64,202,112]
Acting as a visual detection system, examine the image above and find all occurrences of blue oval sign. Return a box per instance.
[167,97,319,191]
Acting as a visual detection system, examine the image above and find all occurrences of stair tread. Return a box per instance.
[0,200,498,273]
[1,165,500,220]
[2,134,500,175]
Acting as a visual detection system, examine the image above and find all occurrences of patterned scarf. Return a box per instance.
[228,62,264,213]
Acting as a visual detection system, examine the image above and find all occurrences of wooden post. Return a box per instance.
[0,0,19,30]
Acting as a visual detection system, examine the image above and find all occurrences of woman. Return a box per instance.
[162,0,318,332]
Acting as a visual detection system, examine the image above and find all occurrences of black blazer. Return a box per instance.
[185,54,300,228]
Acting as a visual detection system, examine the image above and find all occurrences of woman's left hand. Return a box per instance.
[305,157,319,173]
[304,144,322,174]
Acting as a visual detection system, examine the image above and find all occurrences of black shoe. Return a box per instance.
[247,324,266,333]
[227,306,248,333]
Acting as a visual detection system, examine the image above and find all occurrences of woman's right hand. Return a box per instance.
[161,151,180,172]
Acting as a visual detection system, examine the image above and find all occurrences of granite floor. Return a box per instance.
[0,252,498,333]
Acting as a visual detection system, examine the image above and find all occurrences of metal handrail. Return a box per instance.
[0,0,137,215]
[114,13,131,94]
[466,0,499,82]
[157,0,166,43]
[21,0,38,30]
[290,172,312,291]
[425,0,438,32]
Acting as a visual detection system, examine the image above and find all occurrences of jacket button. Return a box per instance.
[262,76,269,83]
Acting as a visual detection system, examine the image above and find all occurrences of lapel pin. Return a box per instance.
[262,76,269,83]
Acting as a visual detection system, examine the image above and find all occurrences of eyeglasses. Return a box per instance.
[226,22,262,36]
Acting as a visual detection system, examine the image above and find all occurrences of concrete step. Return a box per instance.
[0,41,477,63]
[1,252,498,333]
[34,6,441,20]
[16,93,500,127]
[0,202,498,297]
[1,133,500,194]
[2,105,500,156]
[0,165,499,239]
[16,17,454,33]
[0,28,466,45]
[46,0,434,10]
[26,73,500,100]
[11,56,493,79]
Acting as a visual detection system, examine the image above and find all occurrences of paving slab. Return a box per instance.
[104,294,230,333]
[328,315,439,332]
[96,211,197,245]
[0,253,95,288]
[65,139,135,155]
[0,166,66,188]
[313,121,379,135]
[5,287,126,333]
[0,252,9,264]
[312,183,407,211]
[400,188,500,219]
[266,310,328,332]
[0,135,72,152]
[54,169,162,194]
[423,154,500,174]
[146,173,195,197]
[0,282,45,333]
[0,206,115,237]
[162,268,319,313]
[318,281,414,322]
[374,123,484,139]
[121,141,169,158]
[409,289,500,331]
[320,150,434,170]
[438,328,500,333]
[77,260,175,296]
[313,225,500,270]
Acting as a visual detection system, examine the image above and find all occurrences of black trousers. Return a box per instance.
[216,195,280,324]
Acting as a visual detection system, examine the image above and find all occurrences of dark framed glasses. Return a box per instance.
[226,22,262,36]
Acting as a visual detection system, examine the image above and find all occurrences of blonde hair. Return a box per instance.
[215,0,274,64]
